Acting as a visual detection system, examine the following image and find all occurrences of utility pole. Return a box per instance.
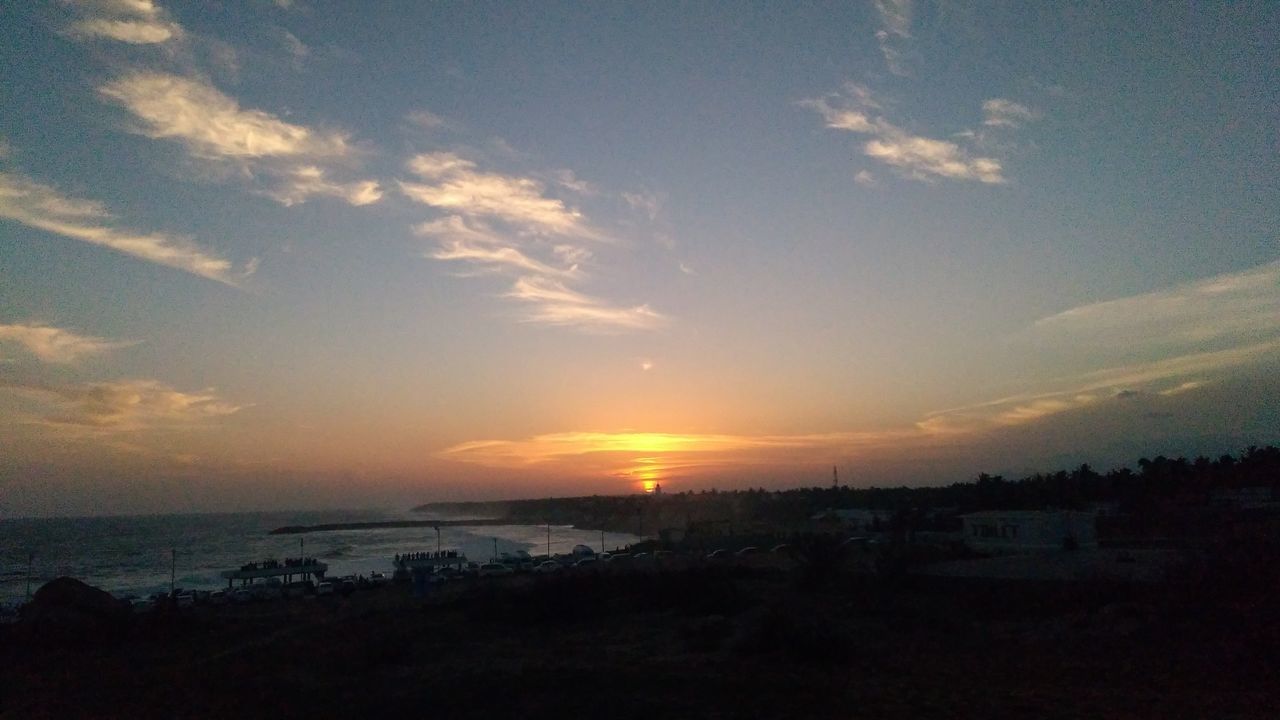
[546,522,551,557]
[170,549,176,595]
[492,537,498,562]
[25,552,34,599]
[833,465,839,489]
[300,537,305,561]
[601,528,605,554]
[434,525,441,554]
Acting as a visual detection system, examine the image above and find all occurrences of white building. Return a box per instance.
[811,508,894,532]
[960,510,1097,554]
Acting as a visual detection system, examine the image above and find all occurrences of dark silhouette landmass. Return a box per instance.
[3,446,1278,718]
[414,446,1280,539]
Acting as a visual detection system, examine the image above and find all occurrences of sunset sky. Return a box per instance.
[2,1,1278,516]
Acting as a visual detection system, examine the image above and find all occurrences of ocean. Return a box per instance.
[0,509,641,604]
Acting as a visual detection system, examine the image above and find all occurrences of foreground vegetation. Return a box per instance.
[4,513,1278,718]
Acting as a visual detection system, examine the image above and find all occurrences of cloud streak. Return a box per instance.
[1,377,242,433]
[66,0,183,45]
[439,429,917,476]
[402,153,665,331]
[506,277,666,331]
[100,71,351,160]
[99,71,380,206]
[983,99,1040,128]
[0,323,135,364]
[1032,261,1280,351]
[872,0,914,76]
[803,84,1007,184]
[922,263,1280,435]
[400,153,594,237]
[0,169,242,283]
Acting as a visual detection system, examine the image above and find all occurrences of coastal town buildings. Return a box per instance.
[960,510,1098,554]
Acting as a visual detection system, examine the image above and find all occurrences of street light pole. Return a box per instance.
[170,549,176,595]
[435,525,441,554]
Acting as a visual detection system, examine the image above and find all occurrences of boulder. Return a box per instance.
[20,577,130,643]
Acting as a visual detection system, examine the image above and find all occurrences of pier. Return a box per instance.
[220,560,328,587]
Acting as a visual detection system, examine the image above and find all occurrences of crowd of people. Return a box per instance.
[395,550,460,564]
[237,557,320,572]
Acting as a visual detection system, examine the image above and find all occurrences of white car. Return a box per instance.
[533,560,562,574]
[315,581,334,596]
[478,563,514,577]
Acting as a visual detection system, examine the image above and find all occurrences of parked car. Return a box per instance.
[572,557,598,569]
[534,560,562,574]
[232,588,254,604]
[284,580,314,598]
[315,581,334,596]
[735,547,760,556]
[706,549,730,560]
[174,591,196,608]
[479,563,514,577]
[208,590,228,605]
[770,544,791,554]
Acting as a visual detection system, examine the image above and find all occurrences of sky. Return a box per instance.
[1,1,1278,517]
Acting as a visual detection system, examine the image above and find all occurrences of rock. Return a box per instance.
[20,577,130,643]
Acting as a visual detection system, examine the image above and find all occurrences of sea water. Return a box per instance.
[0,509,640,604]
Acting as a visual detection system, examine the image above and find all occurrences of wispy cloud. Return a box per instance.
[1,377,242,433]
[99,71,380,206]
[1031,261,1280,352]
[872,0,914,76]
[405,109,451,131]
[439,429,914,472]
[100,71,351,160]
[802,83,1006,184]
[921,264,1280,435]
[0,323,135,364]
[66,0,183,45]
[264,165,382,207]
[417,216,578,278]
[0,169,243,283]
[983,99,1040,128]
[280,30,310,70]
[506,277,666,331]
[914,342,1280,437]
[403,152,665,331]
[400,153,594,237]
[622,191,662,221]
